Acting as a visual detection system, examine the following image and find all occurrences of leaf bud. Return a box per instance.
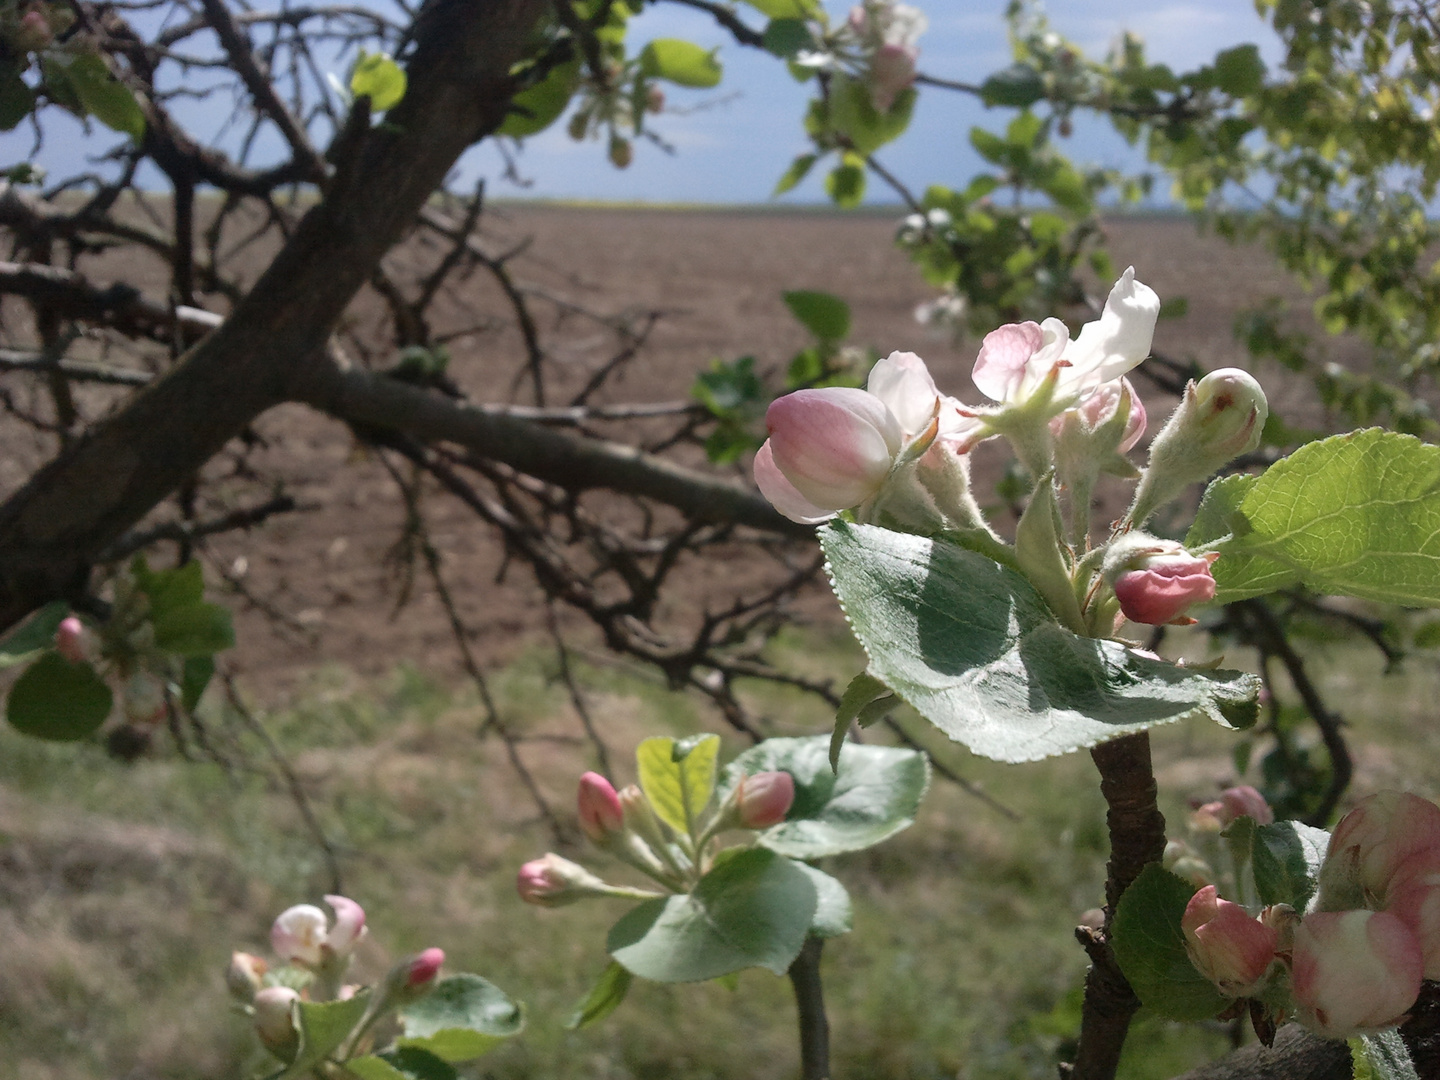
[1292,910,1423,1039]
[1181,884,1279,997]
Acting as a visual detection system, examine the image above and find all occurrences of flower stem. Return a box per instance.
[788,936,831,1080]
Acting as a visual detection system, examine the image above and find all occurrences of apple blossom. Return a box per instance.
[1181,885,1279,997]
[867,42,918,112]
[1191,786,1274,831]
[577,771,625,843]
[1291,910,1423,1039]
[270,895,367,967]
[1316,791,1440,910]
[1385,862,1440,979]
[735,771,796,829]
[1103,536,1218,626]
[225,951,268,1002]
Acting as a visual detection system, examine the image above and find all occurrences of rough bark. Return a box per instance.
[0,0,550,633]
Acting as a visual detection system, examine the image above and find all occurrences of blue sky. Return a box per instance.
[3,0,1282,204]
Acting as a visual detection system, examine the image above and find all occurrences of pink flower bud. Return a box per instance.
[225,951,268,1002]
[736,771,795,829]
[1070,378,1147,453]
[1292,910,1423,1039]
[646,85,665,113]
[14,8,53,51]
[271,903,328,966]
[54,616,99,663]
[516,852,610,907]
[1181,885,1279,997]
[1385,862,1440,980]
[405,947,445,988]
[323,894,367,957]
[1321,791,1440,908]
[1106,537,1218,626]
[577,772,625,844]
[1220,786,1274,825]
[760,387,902,517]
[252,986,300,1056]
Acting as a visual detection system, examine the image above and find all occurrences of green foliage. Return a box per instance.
[796,862,853,938]
[566,961,632,1030]
[828,74,915,154]
[398,975,525,1062]
[498,59,580,138]
[0,600,68,668]
[279,990,372,1078]
[1221,816,1328,909]
[607,847,817,981]
[782,290,850,343]
[639,39,722,88]
[351,52,407,111]
[738,0,818,17]
[1352,1031,1421,1080]
[1190,431,1440,606]
[0,65,33,130]
[719,735,929,859]
[636,734,720,837]
[821,521,1259,762]
[825,154,866,206]
[51,52,145,138]
[348,1048,458,1080]
[1110,865,1227,1023]
[5,651,113,741]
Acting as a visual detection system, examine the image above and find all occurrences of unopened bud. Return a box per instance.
[646,85,665,113]
[1130,368,1268,525]
[271,903,328,967]
[577,772,625,844]
[383,946,445,1004]
[1317,791,1440,910]
[322,894,367,958]
[736,771,795,828]
[14,7,53,51]
[1164,839,1214,887]
[225,951,268,1002]
[1103,533,1218,626]
[252,986,300,1058]
[516,852,612,907]
[608,136,632,169]
[1181,884,1279,997]
[1387,865,1440,979]
[567,111,588,141]
[1192,786,1274,830]
[54,616,99,664]
[1292,909,1423,1039]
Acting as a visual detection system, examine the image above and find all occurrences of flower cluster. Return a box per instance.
[227,895,445,1062]
[754,269,1267,633]
[1179,790,1440,1041]
[517,766,796,906]
[837,0,927,112]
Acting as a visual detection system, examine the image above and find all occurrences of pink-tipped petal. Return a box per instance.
[737,771,795,829]
[867,351,940,440]
[577,772,625,843]
[406,947,446,987]
[324,895,367,956]
[271,904,328,967]
[754,441,835,523]
[1292,910,1423,1039]
[972,321,1044,403]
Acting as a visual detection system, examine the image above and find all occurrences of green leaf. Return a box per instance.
[278,990,372,1079]
[61,52,145,139]
[398,975,524,1063]
[498,58,580,138]
[782,290,850,342]
[739,0,816,16]
[831,671,891,770]
[773,152,818,196]
[1224,817,1329,910]
[607,848,816,981]
[1111,865,1228,1022]
[821,521,1260,763]
[636,734,720,838]
[345,1048,458,1080]
[1198,431,1440,606]
[0,66,33,131]
[350,52,407,111]
[639,40,722,89]
[828,74,914,154]
[980,63,1045,108]
[1353,1031,1421,1080]
[1212,44,1266,97]
[825,159,865,207]
[796,863,853,938]
[133,557,205,617]
[762,18,812,59]
[6,652,113,741]
[151,602,234,657]
[565,961,632,1030]
[181,655,214,712]
[0,601,70,668]
[719,735,929,858]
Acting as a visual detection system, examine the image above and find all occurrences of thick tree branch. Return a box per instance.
[0,0,551,635]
